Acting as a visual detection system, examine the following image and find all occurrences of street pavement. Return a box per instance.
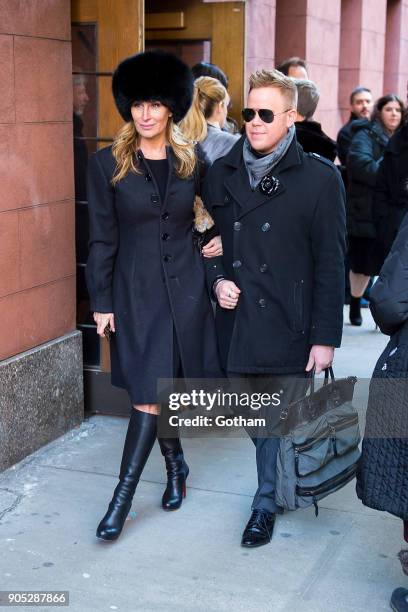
[0,307,404,612]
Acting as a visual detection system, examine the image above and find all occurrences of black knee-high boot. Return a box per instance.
[349,296,362,326]
[96,409,157,541]
[158,437,189,510]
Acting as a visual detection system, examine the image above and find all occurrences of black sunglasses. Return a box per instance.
[241,107,291,123]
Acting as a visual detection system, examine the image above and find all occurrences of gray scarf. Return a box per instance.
[243,125,295,189]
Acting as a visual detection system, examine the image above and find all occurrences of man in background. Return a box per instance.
[277,56,308,79]
[337,86,373,167]
[294,79,337,161]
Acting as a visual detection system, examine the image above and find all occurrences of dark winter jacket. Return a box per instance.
[356,217,408,520]
[373,123,408,263]
[295,120,337,162]
[203,136,346,374]
[86,145,221,404]
[337,112,359,166]
[346,120,389,238]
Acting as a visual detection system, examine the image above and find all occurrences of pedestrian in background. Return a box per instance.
[294,79,337,161]
[346,94,404,326]
[337,87,374,169]
[374,112,408,267]
[86,50,222,542]
[192,61,238,134]
[277,56,308,79]
[180,76,239,163]
[356,215,408,612]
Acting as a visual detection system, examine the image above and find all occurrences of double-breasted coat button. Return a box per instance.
[161,233,170,241]
[163,254,172,262]
[261,222,271,232]
[260,263,268,273]
[233,222,242,231]
[162,212,169,220]
[224,195,230,203]
[145,173,152,182]
[137,153,142,161]
[151,194,160,204]
[259,298,267,308]
[232,260,242,269]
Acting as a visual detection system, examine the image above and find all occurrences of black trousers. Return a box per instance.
[228,372,309,514]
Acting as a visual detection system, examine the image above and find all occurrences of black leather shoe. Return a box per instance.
[96,410,157,541]
[391,588,408,612]
[241,509,276,548]
[158,437,189,511]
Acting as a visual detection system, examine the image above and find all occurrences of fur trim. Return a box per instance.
[112,50,193,123]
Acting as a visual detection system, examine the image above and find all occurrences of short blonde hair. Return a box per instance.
[249,69,298,109]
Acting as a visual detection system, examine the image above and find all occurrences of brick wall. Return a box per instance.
[0,0,76,361]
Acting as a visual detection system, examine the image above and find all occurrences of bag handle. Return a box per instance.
[309,366,335,395]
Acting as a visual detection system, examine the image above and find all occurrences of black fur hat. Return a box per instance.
[112,50,193,124]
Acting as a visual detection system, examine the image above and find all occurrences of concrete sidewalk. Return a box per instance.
[0,307,404,612]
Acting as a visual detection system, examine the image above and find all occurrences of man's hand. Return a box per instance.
[305,345,334,374]
[215,280,241,309]
[202,235,223,258]
[93,312,115,337]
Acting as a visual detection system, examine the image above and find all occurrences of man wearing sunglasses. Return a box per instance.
[203,69,346,549]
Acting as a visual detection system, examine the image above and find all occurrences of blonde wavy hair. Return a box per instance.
[111,114,196,185]
[180,76,228,143]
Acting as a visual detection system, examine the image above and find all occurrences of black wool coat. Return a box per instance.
[86,146,221,404]
[203,136,346,374]
[373,123,408,264]
[346,120,389,238]
[356,218,408,519]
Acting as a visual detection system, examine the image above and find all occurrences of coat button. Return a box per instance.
[162,233,170,241]
[259,298,267,308]
[163,254,172,262]
[145,173,152,182]
[233,222,242,231]
[261,222,271,232]
[162,212,169,220]
[137,152,142,161]
[151,194,159,204]
[260,263,268,273]
[232,260,242,269]
[224,195,230,203]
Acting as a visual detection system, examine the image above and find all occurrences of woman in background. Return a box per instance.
[346,94,404,325]
[181,76,240,164]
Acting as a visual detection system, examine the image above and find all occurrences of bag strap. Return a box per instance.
[309,366,335,395]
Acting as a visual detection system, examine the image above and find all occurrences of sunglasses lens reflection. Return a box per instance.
[241,108,275,123]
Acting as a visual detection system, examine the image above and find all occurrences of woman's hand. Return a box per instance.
[215,280,241,309]
[202,235,223,258]
[93,312,115,337]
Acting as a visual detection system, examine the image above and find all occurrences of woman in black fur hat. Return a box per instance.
[86,50,222,541]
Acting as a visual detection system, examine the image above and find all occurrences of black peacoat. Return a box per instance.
[203,136,346,374]
[86,145,221,404]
